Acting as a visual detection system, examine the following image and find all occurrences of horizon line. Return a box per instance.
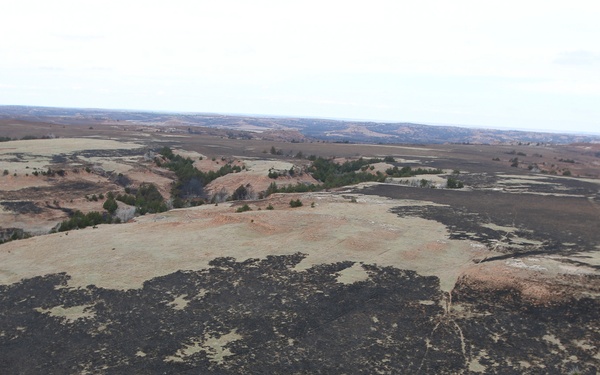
[1,103,599,137]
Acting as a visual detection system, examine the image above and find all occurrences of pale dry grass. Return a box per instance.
[0,193,491,293]
[0,138,142,156]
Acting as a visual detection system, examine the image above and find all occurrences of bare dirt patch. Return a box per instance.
[457,256,600,304]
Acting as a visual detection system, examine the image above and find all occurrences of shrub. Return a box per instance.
[446,177,464,189]
[232,185,250,201]
[266,204,274,210]
[289,199,303,208]
[116,183,167,214]
[103,196,118,214]
[159,146,175,160]
[172,197,185,208]
[236,204,252,213]
[385,166,443,178]
[58,210,112,232]
[135,183,168,214]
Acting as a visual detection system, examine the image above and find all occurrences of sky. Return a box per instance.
[1,0,599,134]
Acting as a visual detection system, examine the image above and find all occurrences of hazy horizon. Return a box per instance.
[1,1,599,134]
[5,103,600,138]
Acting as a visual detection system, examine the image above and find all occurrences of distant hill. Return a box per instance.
[1,105,598,145]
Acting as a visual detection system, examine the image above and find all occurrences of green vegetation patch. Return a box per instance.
[236,204,252,213]
[115,183,167,215]
[158,146,240,206]
[289,199,303,208]
[385,166,443,178]
[57,211,114,232]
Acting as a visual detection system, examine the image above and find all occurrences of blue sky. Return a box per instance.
[1,0,599,134]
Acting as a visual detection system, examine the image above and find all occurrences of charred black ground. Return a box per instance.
[358,183,600,259]
[0,201,42,214]
[1,254,597,374]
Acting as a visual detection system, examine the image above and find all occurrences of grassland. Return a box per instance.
[1,115,599,373]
